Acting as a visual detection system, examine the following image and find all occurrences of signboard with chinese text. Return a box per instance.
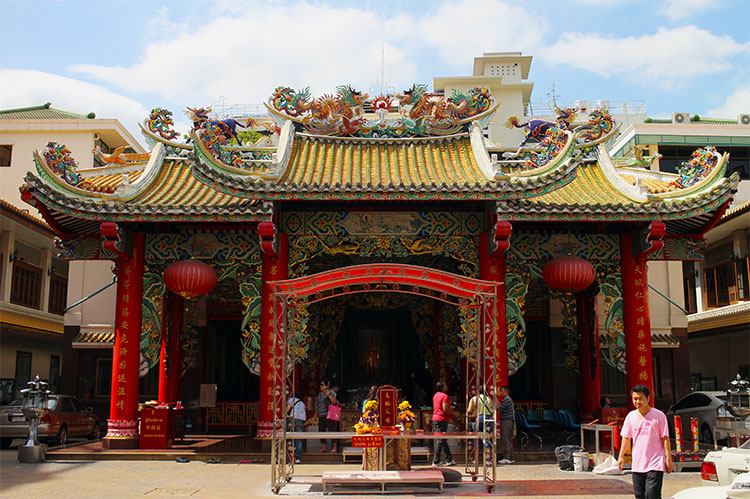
[352,435,384,448]
[377,385,397,429]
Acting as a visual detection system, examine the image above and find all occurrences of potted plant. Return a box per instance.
[80,376,95,399]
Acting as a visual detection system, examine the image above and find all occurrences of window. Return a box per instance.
[682,261,697,314]
[48,275,68,315]
[95,359,112,398]
[601,362,627,397]
[704,256,749,309]
[0,145,11,167]
[10,261,42,308]
[60,397,76,413]
[49,355,60,393]
[14,351,31,397]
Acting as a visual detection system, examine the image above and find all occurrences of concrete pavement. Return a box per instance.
[0,449,702,498]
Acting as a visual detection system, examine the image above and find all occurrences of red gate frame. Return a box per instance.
[269,263,500,494]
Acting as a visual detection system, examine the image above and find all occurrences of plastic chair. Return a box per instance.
[558,409,581,443]
[515,410,543,450]
[542,409,558,426]
[526,409,542,424]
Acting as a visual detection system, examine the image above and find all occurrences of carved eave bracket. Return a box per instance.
[101,222,132,260]
[258,220,278,258]
[490,220,512,258]
[634,220,666,259]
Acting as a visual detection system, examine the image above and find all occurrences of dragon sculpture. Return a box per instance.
[577,109,614,142]
[147,108,180,140]
[186,107,266,146]
[92,146,151,165]
[669,146,719,189]
[270,84,494,138]
[504,106,578,149]
[43,142,91,188]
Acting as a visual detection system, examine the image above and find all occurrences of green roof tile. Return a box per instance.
[0,102,95,120]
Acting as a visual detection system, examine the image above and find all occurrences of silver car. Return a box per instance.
[668,391,729,444]
[0,394,102,447]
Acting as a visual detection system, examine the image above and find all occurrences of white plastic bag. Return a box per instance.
[592,455,623,475]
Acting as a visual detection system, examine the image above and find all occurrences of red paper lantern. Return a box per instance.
[543,256,595,293]
[163,260,217,299]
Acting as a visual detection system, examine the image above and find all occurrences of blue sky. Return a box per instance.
[1,0,748,142]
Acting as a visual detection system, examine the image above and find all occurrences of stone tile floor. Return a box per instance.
[1,448,702,498]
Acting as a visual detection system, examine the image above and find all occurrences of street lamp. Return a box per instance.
[17,376,50,463]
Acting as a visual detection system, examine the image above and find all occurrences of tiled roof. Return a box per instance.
[0,199,53,232]
[619,174,680,194]
[72,330,114,348]
[280,133,488,186]
[0,103,95,120]
[687,302,750,333]
[601,331,680,348]
[23,156,273,234]
[498,161,739,234]
[81,169,145,194]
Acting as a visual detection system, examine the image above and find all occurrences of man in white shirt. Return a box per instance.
[288,393,306,464]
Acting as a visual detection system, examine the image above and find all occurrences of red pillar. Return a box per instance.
[577,289,601,418]
[621,233,655,408]
[102,232,144,449]
[480,223,510,395]
[258,231,288,437]
[158,293,184,404]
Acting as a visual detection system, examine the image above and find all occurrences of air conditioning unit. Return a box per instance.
[738,114,750,126]
[672,112,690,124]
[574,100,590,113]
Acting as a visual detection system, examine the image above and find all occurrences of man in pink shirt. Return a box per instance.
[618,385,673,499]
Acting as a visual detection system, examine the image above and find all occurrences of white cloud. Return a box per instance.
[659,0,715,21]
[419,0,548,70]
[542,26,749,87]
[69,2,420,106]
[708,85,750,118]
[0,70,148,138]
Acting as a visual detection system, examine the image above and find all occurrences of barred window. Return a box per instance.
[10,261,42,309]
[48,275,68,315]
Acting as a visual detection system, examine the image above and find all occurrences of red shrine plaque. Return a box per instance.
[352,435,384,448]
[377,385,398,429]
[139,408,173,449]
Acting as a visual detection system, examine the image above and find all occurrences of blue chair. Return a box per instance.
[542,409,558,426]
[515,410,543,450]
[557,409,581,443]
[526,409,542,424]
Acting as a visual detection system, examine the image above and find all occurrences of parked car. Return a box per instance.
[674,472,750,499]
[700,438,750,487]
[667,391,729,444]
[0,394,102,448]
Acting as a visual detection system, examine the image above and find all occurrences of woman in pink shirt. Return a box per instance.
[617,385,673,499]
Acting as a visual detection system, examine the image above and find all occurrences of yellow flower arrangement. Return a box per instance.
[354,400,380,434]
[398,400,416,428]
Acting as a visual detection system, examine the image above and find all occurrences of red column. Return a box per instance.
[258,231,288,438]
[158,293,184,404]
[577,289,601,418]
[103,232,144,449]
[480,224,510,395]
[621,233,655,408]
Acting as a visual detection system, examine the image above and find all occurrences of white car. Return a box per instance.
[668,391,730,444]
[701,438,750,487]
[674,472,750,499]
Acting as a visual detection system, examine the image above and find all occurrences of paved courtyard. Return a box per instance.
[1,449,702,498]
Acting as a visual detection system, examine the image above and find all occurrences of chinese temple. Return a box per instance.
[19,83,738,449]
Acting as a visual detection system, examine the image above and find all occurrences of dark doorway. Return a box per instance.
[207,320,259,401]
[326,307,431,406]
[509,320,549,401]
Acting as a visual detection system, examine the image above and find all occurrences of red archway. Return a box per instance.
[268,263,501,493]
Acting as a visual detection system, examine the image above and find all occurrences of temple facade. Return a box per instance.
[19,78,738,448]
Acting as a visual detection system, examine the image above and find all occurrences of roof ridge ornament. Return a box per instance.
[266,84,496,138]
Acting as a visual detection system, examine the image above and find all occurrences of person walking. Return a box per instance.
[287,393,306,464]
[317,380,336,453]
[617,385,673,499]
[328,383,341,453]
[498,385,515,464]
[431,381,457,467]
[362,385,377,412]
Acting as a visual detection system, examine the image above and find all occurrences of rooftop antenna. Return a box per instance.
[369,43,394,96]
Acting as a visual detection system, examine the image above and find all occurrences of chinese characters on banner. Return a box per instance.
[377,385,398,428]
